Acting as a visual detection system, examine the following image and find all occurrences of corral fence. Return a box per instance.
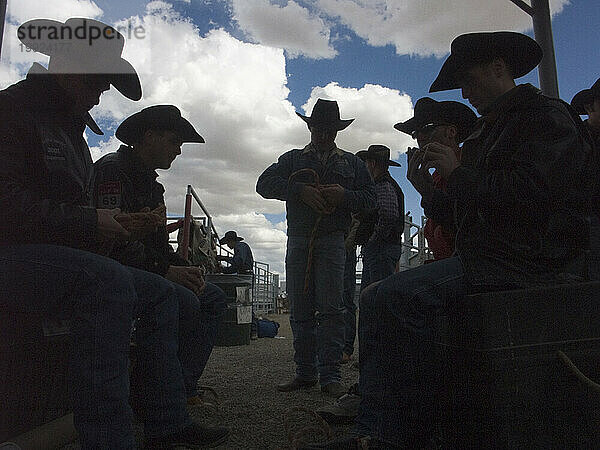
[168,184,280,314]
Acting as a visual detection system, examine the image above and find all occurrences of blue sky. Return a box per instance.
[2,0,598,276]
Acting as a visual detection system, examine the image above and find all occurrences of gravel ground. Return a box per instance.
[190,313,358,449]
[63,313,359,449]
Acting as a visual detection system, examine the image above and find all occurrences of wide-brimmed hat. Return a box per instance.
[356,145,400,167]
[17,17,141,100]
[429,31,542,93]
[116,105,204,145]
[220,231,243,245]
[571,78,600,115]
[394,97,477,143]
[297,99,354,131]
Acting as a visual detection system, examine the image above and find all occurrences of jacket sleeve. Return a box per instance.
[446,104,587,232]
[0,104,97,247]
[256,151,303,201]
[341,159,376,213]
[421,189,455,230]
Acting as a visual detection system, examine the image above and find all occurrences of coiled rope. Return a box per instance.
[288,168,334,293]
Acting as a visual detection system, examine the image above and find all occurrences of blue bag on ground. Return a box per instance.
[257,319,280,338]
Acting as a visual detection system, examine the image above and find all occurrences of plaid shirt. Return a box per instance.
[371,176,401,243]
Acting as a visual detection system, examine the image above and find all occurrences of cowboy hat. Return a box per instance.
[17,17,141,100]
[356,145,400,167]
[297,99,354,131]
[571,78,600,115]
[429,31,542,93]
[219,231,243,245]
[394,97,477,143]
[116,105,204,145]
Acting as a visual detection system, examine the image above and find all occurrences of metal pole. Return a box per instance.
[508,0,559,97]
[531,0,559,97]
[0,0,7,60]
[182,186,193,260]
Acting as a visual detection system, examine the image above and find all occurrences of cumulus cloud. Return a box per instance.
[1,0,417,278]
[316,0,570,56]
[7,0,103,24]
[229,0,337,59]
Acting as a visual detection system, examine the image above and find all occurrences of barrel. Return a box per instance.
[206,274,253,346]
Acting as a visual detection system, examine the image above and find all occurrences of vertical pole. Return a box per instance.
[400,215,411,268]
[182,185,193,261]
[531,0,559,97]
[0,0,7,60]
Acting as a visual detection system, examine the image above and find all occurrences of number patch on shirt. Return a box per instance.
[98,181,122,208]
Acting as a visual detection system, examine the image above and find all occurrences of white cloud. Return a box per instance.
[1,0,417,279]
[316,0,570,57]
[229,0,337,59]
[7,0,103,24]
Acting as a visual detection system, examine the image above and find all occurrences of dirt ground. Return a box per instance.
[63,313,358,449]
[189,313,358,449]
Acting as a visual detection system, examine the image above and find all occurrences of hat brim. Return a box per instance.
[429,33,542,93]
[296,112,354,131]
[356,150,401,167]
[571,89,594,115]
[219,236,243,245]
[19,18,142,101]
[394,117,418,136]
[117,112,204,145]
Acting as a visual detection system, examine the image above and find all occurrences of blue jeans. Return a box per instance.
[167,282,226,397]
[343,246,357,356]
[0,244,191,449]
[360,240,402,292]
[286,233,346,385]
[355,256,466,446]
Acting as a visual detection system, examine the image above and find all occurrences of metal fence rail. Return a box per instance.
[169,184,280,314]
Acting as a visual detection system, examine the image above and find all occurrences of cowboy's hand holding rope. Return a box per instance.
[300,184,333,214]
[166,265,206,297]
[320,184,345,209]
[420,142,460,180]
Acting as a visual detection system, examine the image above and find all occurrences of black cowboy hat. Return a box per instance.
[571,78,600,115]
[356,145,400,167]
[219,230,243,245]
[18,18,141,100]
[297,99,354,131]
[429,31,542,93]
[116,105,204,146]
[394,97,477,143]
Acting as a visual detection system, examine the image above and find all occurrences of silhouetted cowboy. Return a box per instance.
[256,99,375,399]
[0,18,228,448]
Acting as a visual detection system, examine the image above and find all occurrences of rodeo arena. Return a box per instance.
[2,0,600,449]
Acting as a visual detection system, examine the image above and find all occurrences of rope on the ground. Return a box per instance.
[557,350,600,393]
[288,168,333,294]
[284,406,333,448]
[198,385,221,405]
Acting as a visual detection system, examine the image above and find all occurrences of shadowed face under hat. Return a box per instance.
[296,99,354,131]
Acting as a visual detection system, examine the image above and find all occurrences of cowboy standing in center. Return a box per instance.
[256,99,375,397]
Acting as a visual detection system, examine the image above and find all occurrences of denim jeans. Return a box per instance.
[286,233,346,385]
[355,256,466,447]
[343,246,358,356]
[166,282,226,397]
[589,215,600,281]
[360,240,402,292]
[0,244,191,449]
